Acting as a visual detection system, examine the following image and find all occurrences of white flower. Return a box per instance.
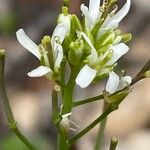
[16,24,67,78]
[106,71,132,94]
[81,0,102,30]
[75,31,129,88]
[98,0,131,37]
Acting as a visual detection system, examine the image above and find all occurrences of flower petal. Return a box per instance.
[117,76,132,90]
[80,4,91,28]
[89,0,101,26]
[16,29,41,60]
[106,43,129,66]
[54,43,64,69]
[76,64,97,88]
[106,71,119,94]
[104,0,131,29]
[80,32,98,65]
[27,66,52,77]
[58,14,71,35]
[51,24,67,45]
[111,0,131,25]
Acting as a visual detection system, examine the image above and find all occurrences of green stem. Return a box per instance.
[109,137,118,150]
[52,90,59,125]
[62,67,79,114]
[73,95,104,107]
[0,50,37,150]
[57,133,69,150]
[58,67,79,150]
[69,104,118,146]
[95,101,108,150]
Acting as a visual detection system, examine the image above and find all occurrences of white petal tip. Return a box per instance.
[76,65,97,88]
[16,28,41,59]
[27,66,52,77]
[106,71,120,94]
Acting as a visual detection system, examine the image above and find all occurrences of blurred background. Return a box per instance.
[0,0,150,149]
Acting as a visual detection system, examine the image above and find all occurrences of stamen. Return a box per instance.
[70,120,79,128]
[70,127,77,132]
[100,0,109,12]
[110,5,118,16]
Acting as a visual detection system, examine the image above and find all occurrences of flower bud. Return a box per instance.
[121,33,132,43]
[68,39,84,66]
[71,15,82,33]
[62,6,69,15]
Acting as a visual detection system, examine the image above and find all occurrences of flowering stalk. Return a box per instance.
[0,49,37,150]
[58,67,79,150]
[9,0,149,149]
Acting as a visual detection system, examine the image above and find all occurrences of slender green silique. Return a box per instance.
[0,50,38,150]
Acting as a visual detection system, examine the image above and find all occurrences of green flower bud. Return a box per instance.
[68,14,83,41]
[71,14,82,32]
[62,6,69,16]
[95,30,115,50]
[121,33,132,43]
[68,39,84,66]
